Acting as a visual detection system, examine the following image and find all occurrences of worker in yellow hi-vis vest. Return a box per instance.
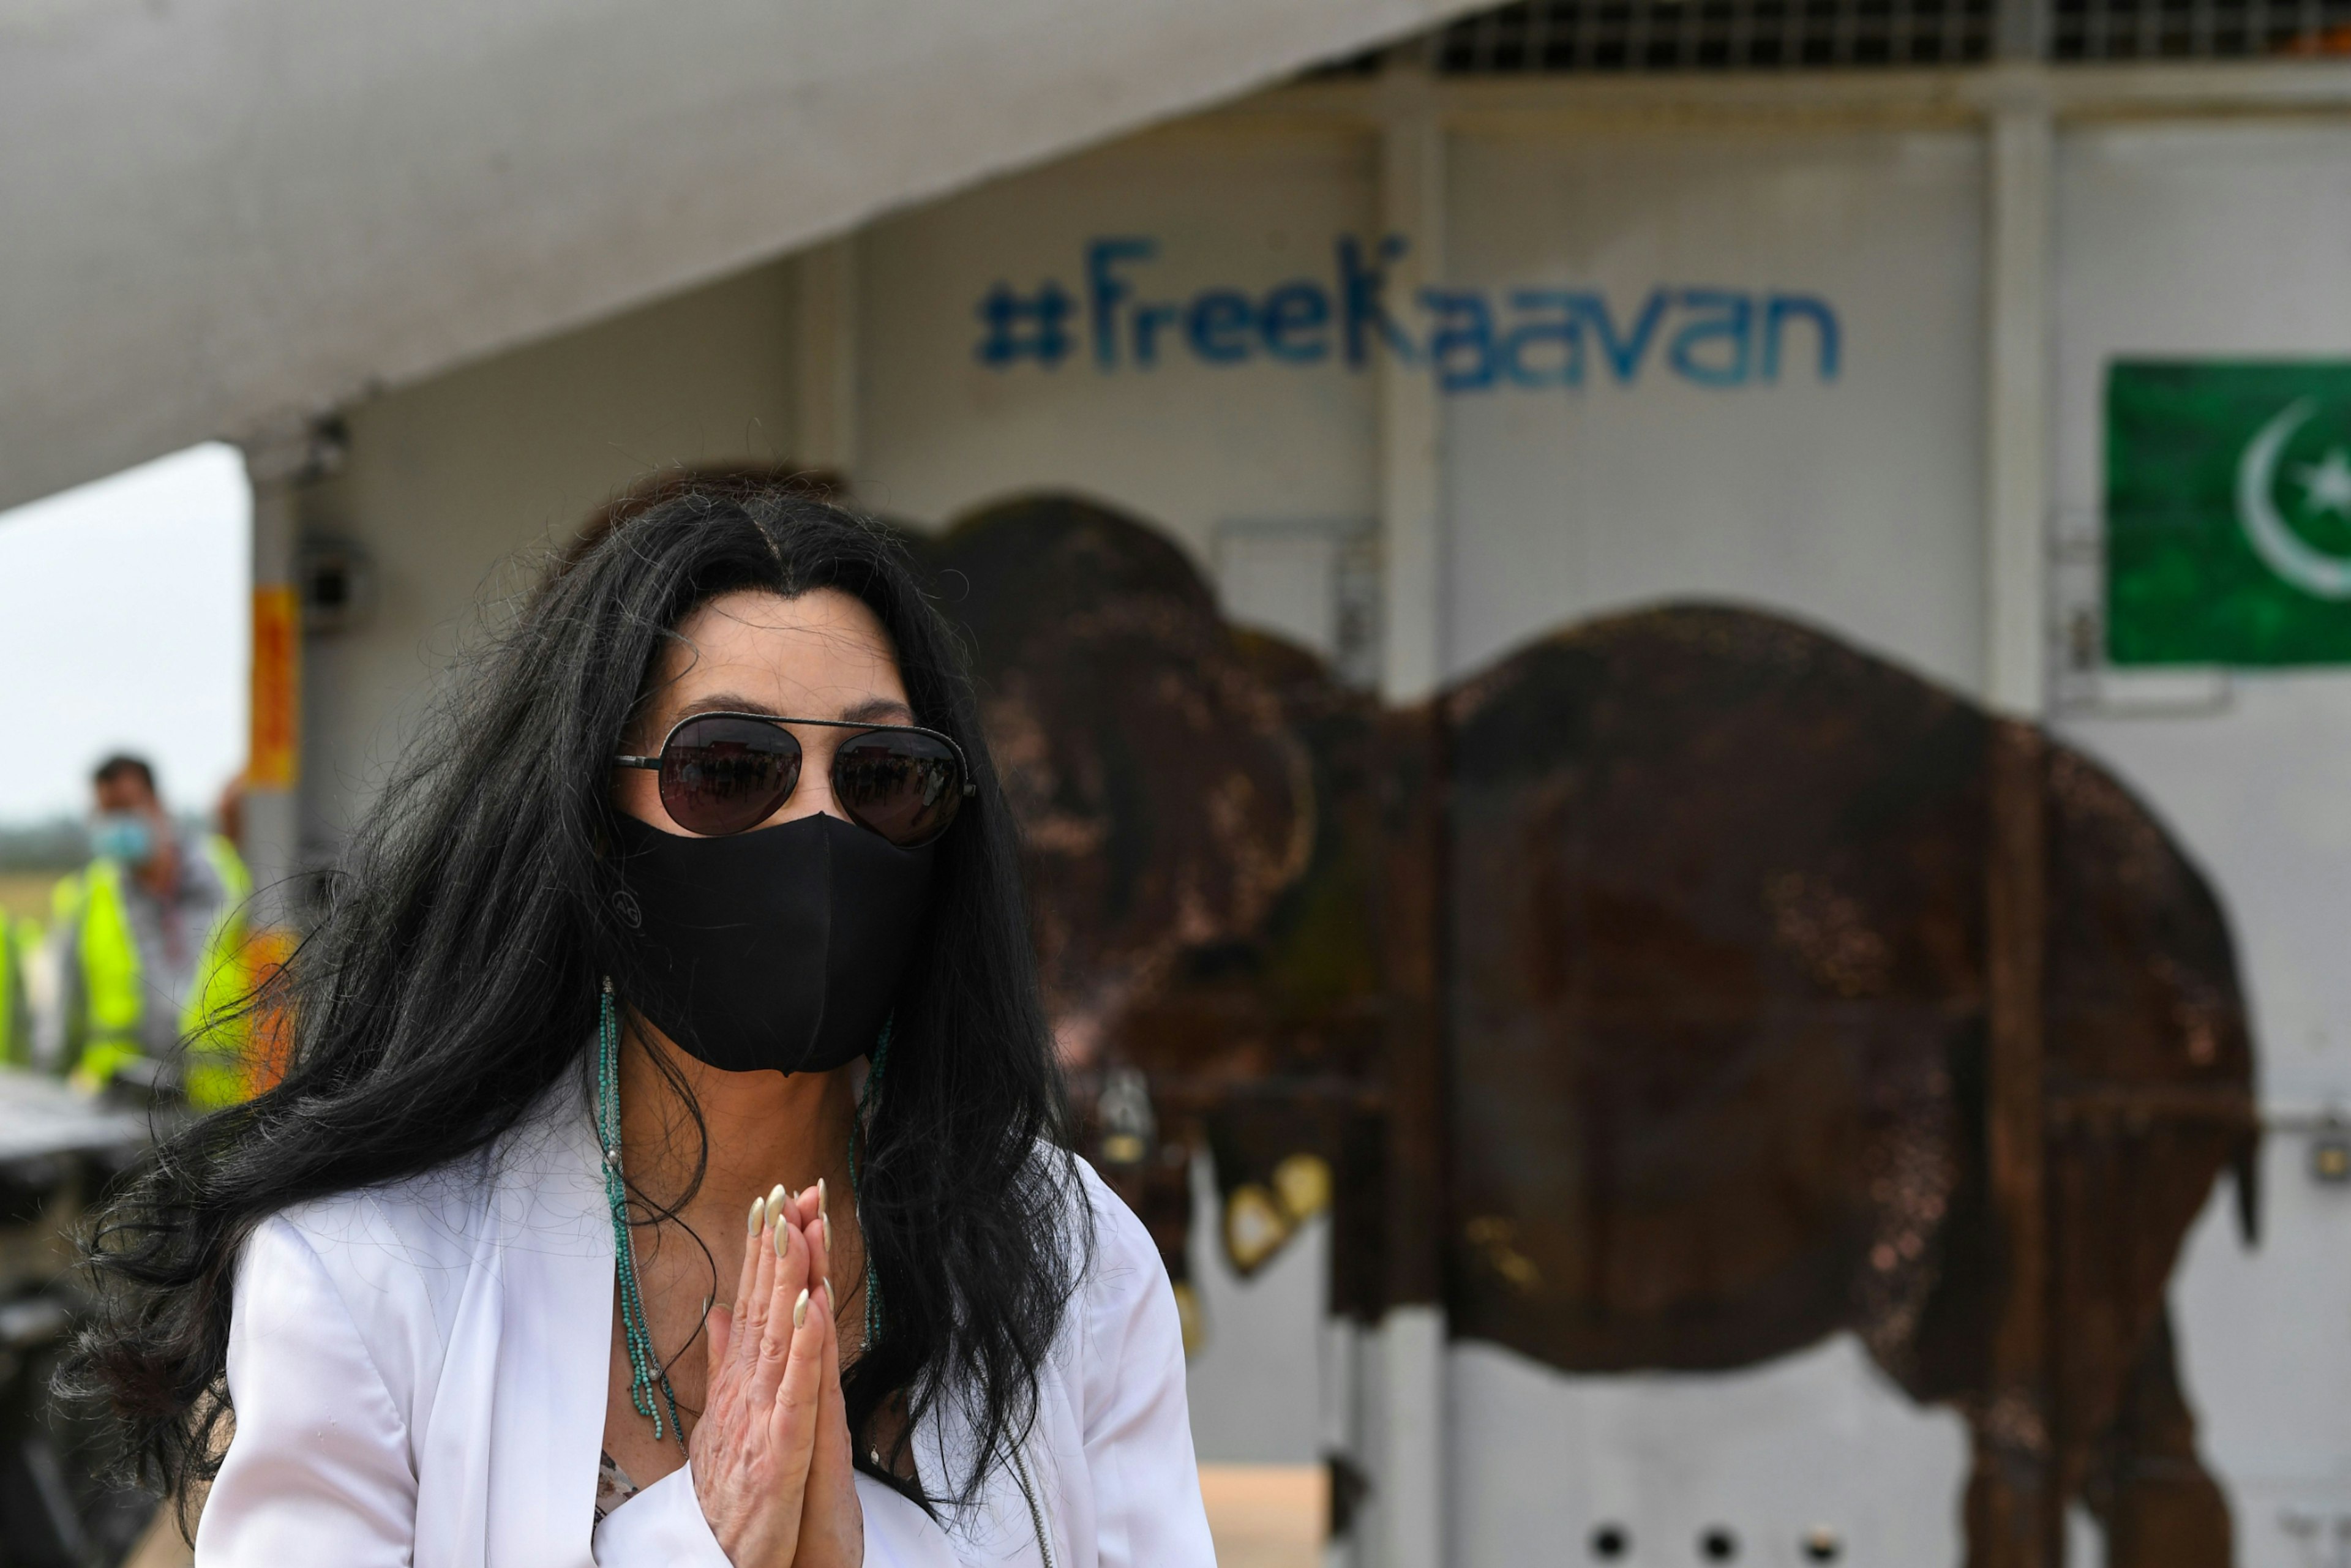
[54,754,253,1107]
[0,913,33,1067]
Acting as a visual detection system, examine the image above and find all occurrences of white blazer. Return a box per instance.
[193,1075,1215,1568]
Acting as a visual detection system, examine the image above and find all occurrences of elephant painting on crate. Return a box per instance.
[916,493,2259,1568]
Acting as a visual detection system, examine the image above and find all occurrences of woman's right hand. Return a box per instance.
[692,1189,836,1568]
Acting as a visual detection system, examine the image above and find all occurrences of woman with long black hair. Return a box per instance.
[69,482,1213,1567]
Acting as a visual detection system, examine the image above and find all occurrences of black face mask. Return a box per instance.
[610,812,935,1076]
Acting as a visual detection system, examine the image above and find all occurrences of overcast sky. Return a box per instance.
[0,444,249,825]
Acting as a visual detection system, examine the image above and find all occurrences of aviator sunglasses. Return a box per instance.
[615,712,975,846]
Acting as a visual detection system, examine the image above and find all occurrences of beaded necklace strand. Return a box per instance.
[599,978,683,1444]
[598,983,891,1443]
[847,1019,891,1353]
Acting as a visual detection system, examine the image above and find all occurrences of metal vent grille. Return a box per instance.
[2050,0,2351,57]
[1305,0,2351,72]
[1423,0,1993,70]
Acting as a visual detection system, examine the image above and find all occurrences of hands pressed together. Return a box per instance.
[693,1182,864,1568]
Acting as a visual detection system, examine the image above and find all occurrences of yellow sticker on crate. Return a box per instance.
[250,583,301,788]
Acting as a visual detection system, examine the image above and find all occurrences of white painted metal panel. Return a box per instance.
[2053,116,2351,1568]
[1431,120,1989,1568]
[1442,126,1988,692]
[1183,1157,1335,1465]
[858,131,1379,557]
[2175,1135,2351,1568]
[1452,1335,1968,1568]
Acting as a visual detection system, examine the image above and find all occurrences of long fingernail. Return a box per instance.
[768,1183,787,1215]
[748,1196,765,1233]
[817,1177,827,1215]
[775,1221,790,1259]
[822,1213,831,1253]
[793,1288,809,1329]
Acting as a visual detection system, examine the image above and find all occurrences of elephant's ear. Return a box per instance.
[924,493,1317,1065]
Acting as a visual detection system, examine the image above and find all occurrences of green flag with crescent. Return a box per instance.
[2108,361,2351,666]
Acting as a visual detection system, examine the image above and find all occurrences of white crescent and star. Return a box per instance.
[2236,397,2351,599]
[2294,446,2351,519]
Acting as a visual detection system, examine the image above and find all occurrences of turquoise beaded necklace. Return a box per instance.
[848,1019,891,1353]
[598,980,890,1442]
[598,978,682,1444]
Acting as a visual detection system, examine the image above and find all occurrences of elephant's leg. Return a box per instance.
[2076,1308,2232,1567]
[1960,1405,2062,1568]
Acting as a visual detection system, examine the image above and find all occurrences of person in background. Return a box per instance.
[214,775,246,860]
[204,770,301,1096]
[52,755,252,1105]
[0,910,29,1066]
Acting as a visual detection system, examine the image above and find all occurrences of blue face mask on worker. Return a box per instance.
[89,813,156,867]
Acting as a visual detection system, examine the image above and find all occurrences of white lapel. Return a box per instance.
[915,1389,1060,1568]
[483,1076,615,1568]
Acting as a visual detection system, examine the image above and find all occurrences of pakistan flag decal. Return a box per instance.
[2109,361,2351,666]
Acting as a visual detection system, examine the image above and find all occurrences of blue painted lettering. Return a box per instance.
[972,237,1842,392]
[1763,294,1840,382]
[1087,238,1155,370]
[1502,291,1588,388]
[1187,290,1256,363]
[1579,290,1670,385]
[1668,290,1753,387]
[1260,282,1332,362]
[1338,236,1415,369]
[974,280,1076,369]
[1132,301,1182,367]
[1420,289,1499,392]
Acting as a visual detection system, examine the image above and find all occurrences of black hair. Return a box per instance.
[67,482,1084,1519]
[92,754,157,795]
